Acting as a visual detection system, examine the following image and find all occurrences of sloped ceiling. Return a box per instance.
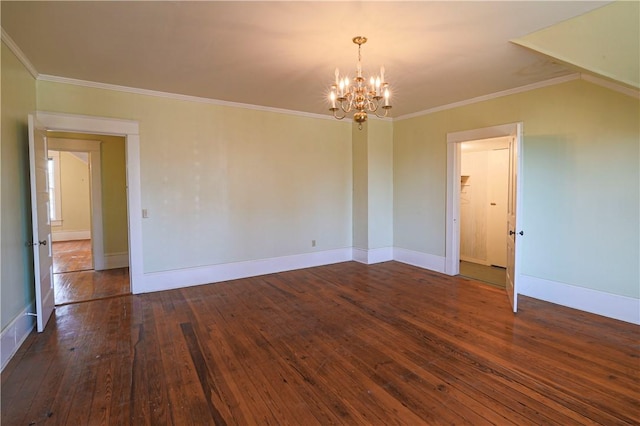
[1,1,615,117]
[512,1,639,89]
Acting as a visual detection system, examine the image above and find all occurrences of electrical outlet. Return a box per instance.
[311,240,316,247]
[142,208,149,218]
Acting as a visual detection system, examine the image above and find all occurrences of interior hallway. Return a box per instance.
[52,240,130,305]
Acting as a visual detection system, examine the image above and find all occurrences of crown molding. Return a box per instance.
[37,74,340,122]
[1,28,39,79]
[580,74,640,99]
[395,74,581,121]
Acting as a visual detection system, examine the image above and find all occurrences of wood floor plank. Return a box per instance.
[52,239,93,273]
[2,261,638,425]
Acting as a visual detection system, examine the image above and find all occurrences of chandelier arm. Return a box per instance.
[374,106,392,119]
[366,99,379,113]
[331,109,347,120]
[340,101,354,114]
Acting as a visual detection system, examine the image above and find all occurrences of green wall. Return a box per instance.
[352,121,368,249]
[36,80,353,273]
[54,151,91,233]
[1,41,37,330]
[394,79,639,299]
[366,119,393,250]
[100,135,128,255]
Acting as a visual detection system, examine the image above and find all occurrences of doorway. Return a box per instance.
[30,112,141,331]
[48,149,93,274]
[47,134,130,305]
[458,138,509,288]
[445,122,523,312]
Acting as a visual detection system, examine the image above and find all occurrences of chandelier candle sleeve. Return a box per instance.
[328,36,392,130]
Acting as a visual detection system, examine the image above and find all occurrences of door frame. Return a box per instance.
[445,123,523,278]
[36,112,142,292]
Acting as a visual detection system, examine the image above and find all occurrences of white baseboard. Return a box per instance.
[98,252,129,270]
[130,244,638,325]
[519,274,640,325]
[393,247,446,273]
[52,230,91,242]
[1,304,36,372]
[352,247,393,265]
[134,248,353,294]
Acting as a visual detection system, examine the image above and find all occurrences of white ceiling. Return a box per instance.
[1,1,610,118]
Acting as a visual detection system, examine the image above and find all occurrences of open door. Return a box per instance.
[505,129,521,312]
[446,122,523,313]
[28,114,55,332]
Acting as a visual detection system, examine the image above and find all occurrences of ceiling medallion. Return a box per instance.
[329,36,392,130]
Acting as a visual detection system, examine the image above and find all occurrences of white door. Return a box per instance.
[505,135,519,312]
[487,148,509,268]
[28,114,55,332]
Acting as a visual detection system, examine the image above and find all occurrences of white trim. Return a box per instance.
[352,248,369,264]
[580,74,640,99]
[35,112,141,293]
[395,74,580,121]
[446,124,522,276]
[1,304,36,372]
[446,123,521,144]
[445,142,461,276]
[352,247,393,265]
[137,248,352,294]
[51,230,91,242]
[37,112,139,136]
[445,123,523,311]
[393,247,446,273]
[37,74,337,122]
[1,28,39,79]
[102,252,129,270]
[519,275,640,325]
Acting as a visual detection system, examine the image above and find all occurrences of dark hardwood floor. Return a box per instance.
[52,239,130,305]
[2,261,638,425]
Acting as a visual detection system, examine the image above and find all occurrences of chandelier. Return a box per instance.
[329,36,391,129]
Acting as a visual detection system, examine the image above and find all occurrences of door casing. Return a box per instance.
[35,112,143,293]
[445,123,523,310]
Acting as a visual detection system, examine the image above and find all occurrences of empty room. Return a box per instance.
[1,1,638,424]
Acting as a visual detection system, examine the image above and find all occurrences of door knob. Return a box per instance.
[38,240,47,246]
[509,230,515,235]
